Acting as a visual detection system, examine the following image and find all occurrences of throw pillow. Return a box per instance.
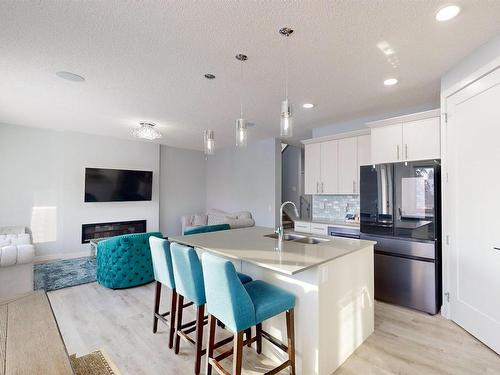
[193,214,208,226]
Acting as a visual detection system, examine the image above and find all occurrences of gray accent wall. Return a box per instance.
[206,138,281,228]
[159,145,206,236]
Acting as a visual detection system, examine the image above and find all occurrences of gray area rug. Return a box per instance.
[34,256,96,292]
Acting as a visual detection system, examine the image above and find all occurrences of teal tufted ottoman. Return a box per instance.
[96,232,163,289]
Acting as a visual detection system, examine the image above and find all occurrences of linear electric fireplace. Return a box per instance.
[81,220,147,243]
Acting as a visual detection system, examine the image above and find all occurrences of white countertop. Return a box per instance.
[169,226,375,275]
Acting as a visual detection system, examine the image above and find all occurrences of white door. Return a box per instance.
[320,140,338,194]
[403,117,441,161]
[370,123,403,164]
[446,66,500,354]
[338,137,357,194]
[305,143,321,194]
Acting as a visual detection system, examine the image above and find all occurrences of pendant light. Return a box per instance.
[203,73,216,155]
[203,129,215,155]
[235,53,248,147]
[279,27,294,138]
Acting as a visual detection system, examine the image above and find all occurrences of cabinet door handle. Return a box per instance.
[321,182,324,193]
[494,247,500,251]
[397,145,400,160]
[316,182,319,194]
[353,180,356,193]
[405,144,408,160]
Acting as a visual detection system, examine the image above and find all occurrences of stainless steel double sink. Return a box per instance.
[264,233,330,245]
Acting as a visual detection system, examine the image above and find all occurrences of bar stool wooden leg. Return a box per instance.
[174,295,184,354]
[286,309,296,375]
[256,323,262,354]
[168,289,178,349]
[245,328,252,347]
[233,331,244,375]
[205,314,216,375]
[194,304,205,375]
[153,281,161,333]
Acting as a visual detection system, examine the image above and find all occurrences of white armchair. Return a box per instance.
[0,226,35,301]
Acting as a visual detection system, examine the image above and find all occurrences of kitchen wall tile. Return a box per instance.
[312,195,360,222]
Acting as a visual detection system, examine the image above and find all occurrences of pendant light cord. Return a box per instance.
[285,34,289,100]
[240,60,244,119]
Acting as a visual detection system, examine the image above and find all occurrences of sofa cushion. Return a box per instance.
[0,244,35,267]
[0,246,18,267]
[17,244,35,264]
[193,214,208,226]
[0,226,26,235]
[207,214,234,226]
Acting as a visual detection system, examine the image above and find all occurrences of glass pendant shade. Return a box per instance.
[132,122,162,140]
[235,118,247,147]
[280,99,293,137]
[203,129,215,155]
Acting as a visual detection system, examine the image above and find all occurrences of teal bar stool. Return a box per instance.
[170,243,253,375]
[202,252,296,375]
[149,237,188,349]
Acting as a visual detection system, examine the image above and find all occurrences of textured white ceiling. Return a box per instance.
[1,1,500,150]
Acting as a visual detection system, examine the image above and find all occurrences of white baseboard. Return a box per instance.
[34,251,91,264]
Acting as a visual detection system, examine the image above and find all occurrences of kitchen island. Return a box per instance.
[170,226,375,375]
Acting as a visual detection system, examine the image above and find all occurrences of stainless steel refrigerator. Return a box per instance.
[360,160,442,314]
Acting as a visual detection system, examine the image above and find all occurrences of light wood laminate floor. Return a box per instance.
[48,282,500,375]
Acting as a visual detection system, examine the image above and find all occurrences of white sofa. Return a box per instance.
[0,226,35,301]
[181,209,255,234]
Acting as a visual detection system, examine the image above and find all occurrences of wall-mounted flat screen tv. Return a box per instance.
[84,168,153,202]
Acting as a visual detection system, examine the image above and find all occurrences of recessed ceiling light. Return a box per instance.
[384,78,398,86]
[435,4,461,22]
[56,71,85,82]
[303,103,315,109]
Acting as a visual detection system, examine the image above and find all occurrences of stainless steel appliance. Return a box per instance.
[360,160,441,314]
[328,225,360,239]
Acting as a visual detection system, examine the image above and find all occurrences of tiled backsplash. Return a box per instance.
[312,195,360,222]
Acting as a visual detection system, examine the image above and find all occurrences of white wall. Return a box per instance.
[441,33,500,93]
[206,138,281,228]
[312,104,437,138]
[0,123,160,259]
[159,145,206,236]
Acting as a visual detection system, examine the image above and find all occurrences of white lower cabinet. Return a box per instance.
[295,221,329,236]
[310,223,329,236]
[294,221,311,233]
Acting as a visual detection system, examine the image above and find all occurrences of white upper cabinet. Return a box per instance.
[368,110,441,164]
[305,143,321,194]
[338,137,357,194]
[402,117,441,161]
[302,130,371,195]
[370,123,403,164]
[357,134,371,167]
[320,140,339,194]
